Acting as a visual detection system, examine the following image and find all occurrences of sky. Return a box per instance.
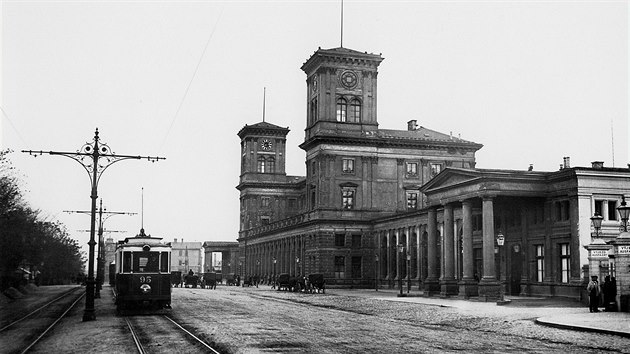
[1,1,628,261]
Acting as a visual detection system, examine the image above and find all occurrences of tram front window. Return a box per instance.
[133,252,160,272]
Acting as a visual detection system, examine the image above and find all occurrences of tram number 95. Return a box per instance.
[139,276,152,284]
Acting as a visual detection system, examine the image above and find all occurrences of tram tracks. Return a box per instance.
[0,287,85,354]
[125,314,220,354]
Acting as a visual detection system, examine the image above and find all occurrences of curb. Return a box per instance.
[535,318,630,338]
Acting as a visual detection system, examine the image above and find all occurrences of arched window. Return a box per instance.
[267,157,275,173]
[348,98,361,122]
[257,157,265,173]
[336,97,347,122]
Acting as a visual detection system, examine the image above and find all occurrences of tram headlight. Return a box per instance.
[140,283,151,294]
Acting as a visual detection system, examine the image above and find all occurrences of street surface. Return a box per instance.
[166,286,630,353]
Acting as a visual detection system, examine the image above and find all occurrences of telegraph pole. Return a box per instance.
[24,128,164,321]
[65,198,136,299]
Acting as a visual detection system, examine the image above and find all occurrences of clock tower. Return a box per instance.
[237,122,299,233]
[300,47,384,143]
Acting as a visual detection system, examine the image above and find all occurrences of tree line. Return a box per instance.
[0,149,85,291]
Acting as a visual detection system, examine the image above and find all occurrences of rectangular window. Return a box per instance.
[261,197,270,208]
[342,158,355,173]
[133,252,160,273]
[160,252,169,273]
[335,233,345,247]
[342,189,355,209]
[406,162,418,177]
[288,198,297,209]
[261,217,270,225]
[535,245,544,282]
[430,163,442,177]
[406,192,418,210]
[334,256,345,279]
[351,256,362,278]
[560,243,570,283]
[608,200,618,221]
[351,234,362,248]
[594,200,604,217]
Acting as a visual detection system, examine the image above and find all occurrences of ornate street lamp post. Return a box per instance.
[496,232,505,301]
[591,214,604,238]
[23,129,164,321]
[374,254,379,292]
[397,244,404,297]
[272,257,277,280]
[617,196,630,232]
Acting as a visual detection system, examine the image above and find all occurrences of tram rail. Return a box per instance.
[125,314,220,354]
[0,287,85,354]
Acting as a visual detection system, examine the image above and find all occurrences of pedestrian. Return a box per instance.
[587,275,601,313]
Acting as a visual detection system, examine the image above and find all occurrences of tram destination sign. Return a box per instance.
[618,246,630,255]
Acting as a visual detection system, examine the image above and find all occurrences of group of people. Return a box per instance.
[587,275,617,313]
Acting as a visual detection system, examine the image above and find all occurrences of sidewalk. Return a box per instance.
[328,288,630,338]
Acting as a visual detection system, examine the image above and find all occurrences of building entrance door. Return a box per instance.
[509,246,522,295]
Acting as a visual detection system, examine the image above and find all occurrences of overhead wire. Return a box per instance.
[158,6,224,153]
[1,105,30,149]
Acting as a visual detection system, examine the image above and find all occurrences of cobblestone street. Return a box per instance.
[168,286,630,353]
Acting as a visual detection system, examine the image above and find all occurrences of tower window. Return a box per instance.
[336,97,347,122]
[257,157,265,173]
[261,197,270,208]
[267,157,275,173]
[342,188,355,209]
[348,98,361,123]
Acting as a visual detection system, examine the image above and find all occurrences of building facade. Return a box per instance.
[170,239,203,274]
[235,45,630,300]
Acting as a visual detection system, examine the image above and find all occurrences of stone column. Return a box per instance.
[609,232,630,312]
[424,207,440,295]
[441,204,458,296]
[459,199,477,297]
[394,229,400,280]
[478,196,501,300]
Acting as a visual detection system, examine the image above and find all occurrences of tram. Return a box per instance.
[113,228,172,312]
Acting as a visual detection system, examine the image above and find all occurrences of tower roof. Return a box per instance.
[237,121,290,139]
[301,47,384,75]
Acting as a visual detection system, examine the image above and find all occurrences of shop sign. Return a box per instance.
[590,250,608,258]
[618,246,630,255]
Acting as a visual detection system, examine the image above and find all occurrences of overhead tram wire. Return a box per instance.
[157,7,224,154]
[1,105,30,149]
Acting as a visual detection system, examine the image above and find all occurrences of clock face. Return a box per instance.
[260,139,273,151]
[340,71,358,89]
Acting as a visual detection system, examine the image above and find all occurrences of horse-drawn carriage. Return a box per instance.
[170,271,182,287]
[184,271,199,288]
[201,272,218,289]
[276,273,325,293]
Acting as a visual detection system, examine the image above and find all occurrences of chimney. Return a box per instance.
[528,164,533,171]
[174,238,178,243]
[407,120,417,131]
[563,157,570,169]
[591,161,604,169]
